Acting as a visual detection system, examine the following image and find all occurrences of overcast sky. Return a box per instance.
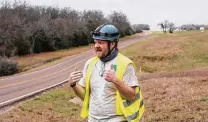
[4,0,208,30]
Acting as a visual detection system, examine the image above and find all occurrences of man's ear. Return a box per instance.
[111,42,116,47]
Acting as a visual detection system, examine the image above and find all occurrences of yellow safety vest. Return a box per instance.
[81,53,145,122]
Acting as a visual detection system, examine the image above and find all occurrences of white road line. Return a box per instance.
[0,55,91,89]
[0,50,93,81]
[0,56,90,107]
[0,79,68,107]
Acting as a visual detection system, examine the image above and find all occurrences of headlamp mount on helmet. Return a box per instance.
[91,31,119,38]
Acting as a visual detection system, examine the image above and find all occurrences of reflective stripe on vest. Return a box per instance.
[123,87,141,107]
[126,100,144,121]
[80,53,145,122]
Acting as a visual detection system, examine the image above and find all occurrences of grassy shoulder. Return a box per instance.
[0,85,85,122]
[120,31,208,121]
[121,31,208,74]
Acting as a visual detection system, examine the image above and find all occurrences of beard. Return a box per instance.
[95,48,107,58]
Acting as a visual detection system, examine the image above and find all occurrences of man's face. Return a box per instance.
[94,40,109,58]
[94,40,117,58]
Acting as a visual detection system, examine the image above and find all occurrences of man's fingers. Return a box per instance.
[71,73,83,79]
[72,77,82,82]
[71,73,83,77]
[70,75,82,83]
[73,71,83,74]
[72,75,83,79]
[105,70,112,76]
[70,67,81,76]
[70,71,82,76]
[69,67,83,84]
[104,76,111,82]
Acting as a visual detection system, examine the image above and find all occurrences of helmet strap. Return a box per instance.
[100,41,118,62]
[107,42,111,56]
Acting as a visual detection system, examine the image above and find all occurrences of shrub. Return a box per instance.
[0,57,18,76]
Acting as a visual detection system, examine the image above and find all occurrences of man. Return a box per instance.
[69,24,144,122]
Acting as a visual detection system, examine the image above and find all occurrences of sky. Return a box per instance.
[4,0,208,30]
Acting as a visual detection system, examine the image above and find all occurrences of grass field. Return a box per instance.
[121,31,208,74]
[121,31,208,121]
[0,31,208,122]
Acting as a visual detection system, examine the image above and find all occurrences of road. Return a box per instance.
[0,32,151,108]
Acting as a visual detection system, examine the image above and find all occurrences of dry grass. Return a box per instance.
[0,85,85,122]
[1,75,207,122]
[121,31,208,121]
[141,76,208,122]
[121,31,208,73]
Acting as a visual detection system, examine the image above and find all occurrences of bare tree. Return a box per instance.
[158,20,175,33]
[157,22,165,33]
[168,22,175,33]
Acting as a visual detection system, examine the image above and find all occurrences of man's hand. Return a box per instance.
[69,67,85,100]
[69,67,83,86]
[105,69,136,101]
[104,70,118,83]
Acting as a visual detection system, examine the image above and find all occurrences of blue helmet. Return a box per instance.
[92,24,120,42]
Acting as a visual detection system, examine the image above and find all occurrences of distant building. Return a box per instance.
[200,27,205,32]
[174,28,182,31]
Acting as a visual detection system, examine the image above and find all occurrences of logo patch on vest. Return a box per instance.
[111,64,117,71]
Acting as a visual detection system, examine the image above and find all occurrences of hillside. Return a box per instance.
[121,31,208,121]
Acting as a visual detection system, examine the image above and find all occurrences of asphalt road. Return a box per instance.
[0,32,151,108]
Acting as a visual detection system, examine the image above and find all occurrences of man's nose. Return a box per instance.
[94,42,99,47]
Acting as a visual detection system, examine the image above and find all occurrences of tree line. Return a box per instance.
[132,24,150,33]
[0,1,149,76]
[0,1,138,57]
[179,24,208,31]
